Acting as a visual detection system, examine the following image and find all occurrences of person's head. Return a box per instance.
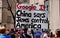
[0,25,6,34]
[5,29,10,35]
[45,30,49,34]
[55,29,60,38]
[10,28,15,32]
[23,28,28,34]
[4,24,6,28]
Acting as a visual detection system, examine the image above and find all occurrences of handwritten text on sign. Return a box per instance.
[16,3,47,11]
[16,4,48,29]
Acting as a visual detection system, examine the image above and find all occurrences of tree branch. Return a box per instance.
[7,0,15,28]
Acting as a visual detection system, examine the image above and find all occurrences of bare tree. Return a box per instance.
[6,0,29,29]
[7,0,15,28]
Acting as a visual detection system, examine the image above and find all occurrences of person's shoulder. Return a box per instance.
[4,36,10,38]
[4,34,11,38]
[0,36,5,38]
[0,35,10,38]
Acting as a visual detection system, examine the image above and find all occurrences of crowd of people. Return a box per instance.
[0,25,60,38]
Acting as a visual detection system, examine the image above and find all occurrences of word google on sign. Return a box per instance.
[16,3,46,11]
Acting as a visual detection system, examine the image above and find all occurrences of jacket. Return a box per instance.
[0,34,11,38]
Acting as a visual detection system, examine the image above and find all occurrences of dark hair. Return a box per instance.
[23,28,28,34]
[45,30,49,33]
[56,30,60,37]
[0,26,6,34]
[11,29,15,32]
[23,28,28,31]
[55,29,60,37]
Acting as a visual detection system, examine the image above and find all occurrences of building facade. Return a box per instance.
[0,0,2,25]
[2,0,16,29]
[0,0,60,33]
[49,0,60,33]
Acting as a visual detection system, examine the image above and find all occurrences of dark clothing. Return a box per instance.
[10,33,15,38]
[0,34,11,38]
[34,31,42,38]
[31,30,34,38]
[20,34,31,38]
